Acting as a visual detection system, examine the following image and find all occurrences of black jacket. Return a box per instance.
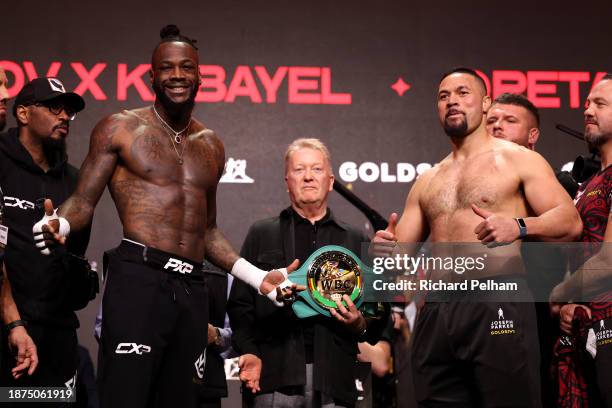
[228,207,388,405]
[0,128,90,328]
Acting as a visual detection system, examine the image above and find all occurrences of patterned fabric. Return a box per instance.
[554,165,612,407]
[553,307,591,408]
[574,165,612,319]
[575,165,612,243]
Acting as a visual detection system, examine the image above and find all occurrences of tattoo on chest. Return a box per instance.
[131,133,166,161]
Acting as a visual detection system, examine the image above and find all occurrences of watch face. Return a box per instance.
[306,250,363,310]
[517,218,527,228]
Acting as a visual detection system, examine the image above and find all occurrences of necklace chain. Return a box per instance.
[152,106,191,164]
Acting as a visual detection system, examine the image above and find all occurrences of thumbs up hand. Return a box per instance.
[370,213,399,257]
[32,199,71,255]
[472,204,521,248]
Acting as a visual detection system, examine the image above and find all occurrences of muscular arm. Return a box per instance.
[517,150,582,242]
[396,174,430,243]
[58,115,121,232]
[552,213,612,300]
[202,135,240,271]
[371,174,429,260]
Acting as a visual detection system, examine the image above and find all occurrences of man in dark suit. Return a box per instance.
[228,138,387,408]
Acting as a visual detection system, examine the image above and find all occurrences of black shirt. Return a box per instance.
[0,128,90,328]
[292,208,333,363]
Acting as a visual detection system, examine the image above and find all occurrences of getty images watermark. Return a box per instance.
[369,252,519,292]
[359,242,612,303]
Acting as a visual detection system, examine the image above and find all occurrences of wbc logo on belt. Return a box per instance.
[307,250,363,310]
[164,258,193,274]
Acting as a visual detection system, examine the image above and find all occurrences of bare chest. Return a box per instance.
[121,131,220,189]
[421,156,519,221]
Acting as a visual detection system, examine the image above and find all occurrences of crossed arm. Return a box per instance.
[551,213,612,302]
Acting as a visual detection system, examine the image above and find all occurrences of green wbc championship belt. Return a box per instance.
[290,245,372,318]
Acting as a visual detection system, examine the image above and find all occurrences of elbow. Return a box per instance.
[567,216,583,242]
[554,212,582,242]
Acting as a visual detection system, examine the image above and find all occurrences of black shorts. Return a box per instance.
[98,240,209,408]
[411,279,542,408]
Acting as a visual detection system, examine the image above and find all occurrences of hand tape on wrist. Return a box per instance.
[231,258,267,293]
[32,209,70,255]
[231,258,294,307]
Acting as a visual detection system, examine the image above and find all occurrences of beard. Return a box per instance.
[42,137,67,165]
[585,128,611,148]
[443,116,469,138]
[152,80,198,112]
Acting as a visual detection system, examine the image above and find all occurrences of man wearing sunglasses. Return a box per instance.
[0,77,91,393]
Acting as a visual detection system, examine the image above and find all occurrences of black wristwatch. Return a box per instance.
[515,218,527,239]
[5,320,27,332]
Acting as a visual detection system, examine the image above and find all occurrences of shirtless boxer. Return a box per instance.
[33,25,301,408]
[373,68,582,407]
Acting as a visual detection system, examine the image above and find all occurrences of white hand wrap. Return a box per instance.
[231,258,293,307]
[32,209,70,255]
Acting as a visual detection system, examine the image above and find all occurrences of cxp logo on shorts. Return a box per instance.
[115,343,152,355]
[164,258,193,274]
[490,307,516,336]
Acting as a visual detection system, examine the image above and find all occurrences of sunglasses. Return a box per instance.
[33,101,77,121]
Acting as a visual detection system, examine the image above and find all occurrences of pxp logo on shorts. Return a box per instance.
[48,78,66,93]
[164,258,193,274]
[490,307,516,336]
[194,349,206,380]
[115,343,152,355]
[596,319,612,347]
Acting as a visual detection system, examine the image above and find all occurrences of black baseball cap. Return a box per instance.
[12,77,85,117]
